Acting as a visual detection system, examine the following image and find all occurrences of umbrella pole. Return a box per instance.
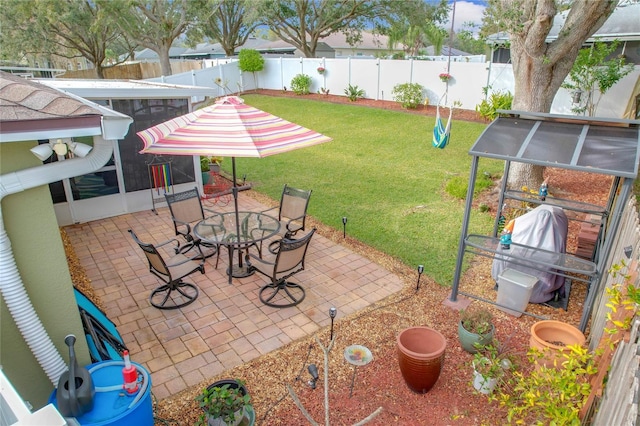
[232,157,242,283]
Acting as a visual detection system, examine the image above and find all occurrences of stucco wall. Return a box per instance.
[0,141,90,409]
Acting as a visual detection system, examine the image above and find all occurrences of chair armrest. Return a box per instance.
[166,253,203,267]
[247,252,275,273]
[284,215,305,233]
[203,207,217,217]
[155,237,181,249]
[260,206,278,215]
[172,219,192,234]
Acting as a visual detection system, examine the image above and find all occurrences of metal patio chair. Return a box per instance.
[165,187,220,268]
[258,184,312,256]
[129,229,204,310]
[248,228,316,308]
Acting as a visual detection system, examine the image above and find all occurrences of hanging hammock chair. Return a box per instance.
[431,0,456,149]
[432,94,453,149]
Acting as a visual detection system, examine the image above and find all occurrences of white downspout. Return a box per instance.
[0,136,113,385]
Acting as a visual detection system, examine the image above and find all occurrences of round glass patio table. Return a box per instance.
[194,211,280,284]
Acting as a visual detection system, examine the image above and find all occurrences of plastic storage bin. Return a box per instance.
[497,269,538,317]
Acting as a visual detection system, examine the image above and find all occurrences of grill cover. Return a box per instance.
[491,205,568,303]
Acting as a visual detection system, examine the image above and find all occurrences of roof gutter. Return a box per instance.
[0,112,132,386]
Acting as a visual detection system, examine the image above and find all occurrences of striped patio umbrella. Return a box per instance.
[137,96,332,159]
[136,96,332,272]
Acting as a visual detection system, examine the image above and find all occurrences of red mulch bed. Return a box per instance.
[253,89,487,123]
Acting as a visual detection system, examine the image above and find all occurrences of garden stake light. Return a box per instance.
[342,217,347,238]
[416,265,424,291]
[329,307,337,341]
[307,364,319,389]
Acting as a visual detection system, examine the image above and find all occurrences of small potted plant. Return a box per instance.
[196,379,252,426]
[317,66,325,75]
[439,72,452,82]
[472,339,514,395]
[209,156,223,172]
[458,307,495,353]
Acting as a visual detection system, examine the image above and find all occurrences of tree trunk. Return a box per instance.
[158,44,173,76]
[95,65,105,79]
[506,162,545,192]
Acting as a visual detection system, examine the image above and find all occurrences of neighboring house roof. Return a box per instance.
[182,42,227,57]
[177,31,393,59]
[422,46,472,56]
[486,2,640,45]
[319,31,389,50]
[134,47,188,61]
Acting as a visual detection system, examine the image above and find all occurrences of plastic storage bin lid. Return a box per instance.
[498,269,538,289]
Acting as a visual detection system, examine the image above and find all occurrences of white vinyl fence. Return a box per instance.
[150,57,639,118]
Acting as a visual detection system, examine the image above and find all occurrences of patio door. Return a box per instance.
[47,138,127,224]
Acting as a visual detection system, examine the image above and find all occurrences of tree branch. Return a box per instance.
[286,384,320,426]
[352,406,384,426]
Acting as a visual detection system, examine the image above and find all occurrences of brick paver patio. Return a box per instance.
[64,190,405,401]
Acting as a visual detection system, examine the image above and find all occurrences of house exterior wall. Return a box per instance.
[0,141,90,409]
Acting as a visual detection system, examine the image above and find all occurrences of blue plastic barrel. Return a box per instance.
[50,361,153,426]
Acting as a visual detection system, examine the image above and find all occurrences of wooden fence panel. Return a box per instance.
[58,61,202,80]
[589,196,639,349]
[588,195,640,424]
[592,319,640,425]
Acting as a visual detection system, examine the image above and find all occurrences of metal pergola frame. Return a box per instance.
[449,111,640,332]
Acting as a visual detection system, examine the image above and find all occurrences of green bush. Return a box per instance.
[391,83,425,109]
[475,89,513,121]
[238,49,264,73]
[344,84,365,101]
[290,74,312,95]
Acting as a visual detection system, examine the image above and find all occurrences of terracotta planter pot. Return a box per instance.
[397,326,447,393]
[529,320,586,369]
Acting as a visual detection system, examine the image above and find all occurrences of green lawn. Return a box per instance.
[234,94,503,285]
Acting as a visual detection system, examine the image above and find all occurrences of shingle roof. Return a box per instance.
[0,71,101,122]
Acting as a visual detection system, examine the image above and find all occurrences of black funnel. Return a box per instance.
[56,335,95,417]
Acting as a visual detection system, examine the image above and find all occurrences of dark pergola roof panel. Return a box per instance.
[469,114,640,179]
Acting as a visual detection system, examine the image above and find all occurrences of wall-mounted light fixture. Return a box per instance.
[30,139,93,161]
[624,245,633,259]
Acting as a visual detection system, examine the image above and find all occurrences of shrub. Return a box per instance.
[238,49,264,93]
[392,83,425,109]
[290,74,312,95]
[237,49,264,73]
[475,88,513,121]
[344,84,365,101]
[496,345,596,424]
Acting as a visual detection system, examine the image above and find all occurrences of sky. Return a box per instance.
[443,0,488,33]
